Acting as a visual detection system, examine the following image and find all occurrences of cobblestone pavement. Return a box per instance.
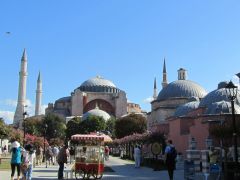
[1,156,185,180]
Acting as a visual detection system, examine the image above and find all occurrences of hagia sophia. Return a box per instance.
[13,49,240,155]
[45,75,143,122]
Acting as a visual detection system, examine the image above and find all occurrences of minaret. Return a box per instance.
[35,72,42,116]
[153,77,158,100]
[13,49,28,127]
[162,58,168,88]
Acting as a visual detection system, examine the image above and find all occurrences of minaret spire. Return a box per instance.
[153,77,158,100]
[162,58,168,88]
[13,49,28,127]
[35,71,42,116]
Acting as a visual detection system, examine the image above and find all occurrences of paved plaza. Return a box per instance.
[1,156,185,180]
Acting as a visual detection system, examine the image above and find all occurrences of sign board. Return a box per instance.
[151,142,162,155]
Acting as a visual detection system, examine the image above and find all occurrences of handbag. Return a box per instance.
[21,162,29,172]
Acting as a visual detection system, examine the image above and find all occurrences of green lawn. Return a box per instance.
[0,158,11,170]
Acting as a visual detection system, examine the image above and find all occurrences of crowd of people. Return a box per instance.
[8,139,73,180]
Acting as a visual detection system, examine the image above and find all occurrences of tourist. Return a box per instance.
[52,145,59,165]
[209,146,218,164]
[3,145,7,156]
[35,146,43,166]
[104,146,110,161]
[69,146,75,164]
[22,144,36,180]
[134,145,141,168]
[46,146,53,166]
[57,145,69,179]
[165,140,177,180]
[10,140,22,180]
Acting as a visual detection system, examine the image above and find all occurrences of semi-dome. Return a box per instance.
[174,101,200,117]
[82,107,111,121]
[157,80,207,101]
[199,82,240,108]
[204,100,240,114]
[78,76,120,93]
[55,96,71,103]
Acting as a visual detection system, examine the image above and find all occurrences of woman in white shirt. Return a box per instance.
[22,144,36,180]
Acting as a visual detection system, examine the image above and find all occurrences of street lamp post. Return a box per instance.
[225,81,238,163]
[22,105,28,146]
[23,111,28,146]
[54,129,57,144]
[43,124,48,168]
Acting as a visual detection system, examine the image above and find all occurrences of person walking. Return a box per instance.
[69,146,75,164]
[57,145,69,179]
[3,145,7,156]
[10,140,22,180]
[104,146,110,161]
[134,145,141,168]
[52,145,59,165]
[165,140,177,180]
[22,144,36,180]
[35,146,43,166]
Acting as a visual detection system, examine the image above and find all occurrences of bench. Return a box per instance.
[64,164,75,179]
[0,157,10,164]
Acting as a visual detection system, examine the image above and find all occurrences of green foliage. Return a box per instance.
[42,113,66,140]
[105,117,116,137]
[79,115,106,134]
[0,118,10,139]
[9,128,23,144]
[115,113,147,138]
[66,117,81,139]
[25,117,43,136]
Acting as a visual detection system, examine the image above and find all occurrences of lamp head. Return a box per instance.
[225,81,238,100]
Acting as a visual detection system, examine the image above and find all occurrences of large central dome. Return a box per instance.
[79,76,120,93]
[157,80,207,101]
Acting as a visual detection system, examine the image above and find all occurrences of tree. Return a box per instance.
[79,115,106,134]
[25,116,43,136]
[209,120,240,147]
[115,113,147,139]
[66,117,81,139]
[105,117,116,137]
[0,118,10,139]
[42,113,66,140]
[9,128,24,143]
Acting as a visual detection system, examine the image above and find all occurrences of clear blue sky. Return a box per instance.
[1,1,240,124]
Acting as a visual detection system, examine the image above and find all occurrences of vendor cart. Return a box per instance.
[71,134,112,180]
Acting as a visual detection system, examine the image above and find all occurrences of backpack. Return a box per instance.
[168,146,177,160]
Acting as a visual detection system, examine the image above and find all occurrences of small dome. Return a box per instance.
[199,86,240,108]
[157,80,207,101]
[174,101,200,117]
[204,100,240,114]
[79,76,120,93]
[82,107,111,121]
